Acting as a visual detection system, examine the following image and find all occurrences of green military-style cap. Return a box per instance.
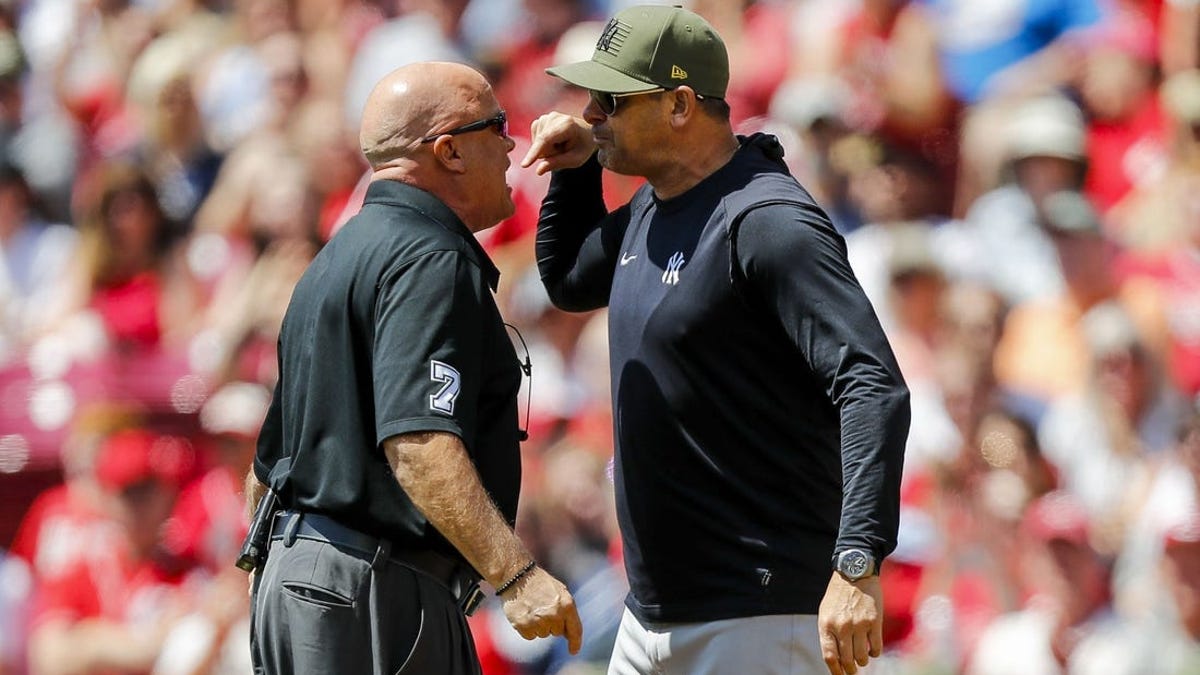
[546,5,728,99]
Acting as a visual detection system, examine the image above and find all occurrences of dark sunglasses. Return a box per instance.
[589,88,715,116]
[589,88,665,116]
[421,110,508,144]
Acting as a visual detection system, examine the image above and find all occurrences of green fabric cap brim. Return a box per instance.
[546,59,661,94]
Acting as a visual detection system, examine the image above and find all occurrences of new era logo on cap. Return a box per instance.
[545,4,728,99]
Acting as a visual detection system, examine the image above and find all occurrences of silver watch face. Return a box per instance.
[840,550,871,579]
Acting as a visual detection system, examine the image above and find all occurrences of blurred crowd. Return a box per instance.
[1,0,1200,673]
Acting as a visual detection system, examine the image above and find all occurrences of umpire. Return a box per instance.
[245,62,581,674]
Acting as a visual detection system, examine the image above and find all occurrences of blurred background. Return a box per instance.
[1,0,1200,673]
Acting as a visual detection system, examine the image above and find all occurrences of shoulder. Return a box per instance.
[719,142,827,234]
[731,192,841,258]
[339,205,477,276]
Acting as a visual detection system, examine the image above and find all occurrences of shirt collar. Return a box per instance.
[363,179,501,291]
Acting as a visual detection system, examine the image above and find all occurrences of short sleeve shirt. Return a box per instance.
[255,180,523,558]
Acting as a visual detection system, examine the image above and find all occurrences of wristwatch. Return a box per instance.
[832,549,877,581]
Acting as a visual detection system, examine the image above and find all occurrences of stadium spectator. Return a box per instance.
[961,96,1091,306]
[1078,10,1168,215]
[25,428,200,675]
[1108,71,1200,399]
[10,405,144,581]
[1038,301,1186,538]
[993,189,1166,401]
[342,0,473,131]
[967,491,1138,675]
[40,162,198,352]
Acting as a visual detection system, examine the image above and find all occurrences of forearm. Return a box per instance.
[535,155,613,312]
[384,432,531,588]
[244,469,268,521]
[836,376,910,559]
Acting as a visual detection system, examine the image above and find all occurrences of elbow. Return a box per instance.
[540,279,599,313]
[887,380,912,431]
[893,380,911,412]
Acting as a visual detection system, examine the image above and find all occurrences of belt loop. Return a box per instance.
[371,538,392,571]
[282,512,301,547]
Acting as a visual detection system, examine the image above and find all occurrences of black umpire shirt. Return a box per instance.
[536,134,910,623]
[255,180,523,565]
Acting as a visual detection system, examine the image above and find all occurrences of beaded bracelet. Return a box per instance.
[495,560,536,596]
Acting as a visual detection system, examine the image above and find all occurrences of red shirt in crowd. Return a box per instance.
[162,465,249,574]
[1085,95,1168,213]
[1119,250,1200,395]
[31,540,191,643]
[10,484,112,581]
[90,271,163,348]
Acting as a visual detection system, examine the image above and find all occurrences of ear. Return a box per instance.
[669,87,698,127]
[431,136,468,174]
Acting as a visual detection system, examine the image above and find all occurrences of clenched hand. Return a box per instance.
[500,565,583,655]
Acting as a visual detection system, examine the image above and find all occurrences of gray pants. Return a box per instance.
[608,608,825,675]
[251,537,481,675]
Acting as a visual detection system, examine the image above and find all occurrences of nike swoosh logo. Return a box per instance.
[620,253,637,266]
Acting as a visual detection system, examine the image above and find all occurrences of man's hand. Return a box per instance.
[818,572,883,675]
[499,565,583,655]
[521,113,596,175]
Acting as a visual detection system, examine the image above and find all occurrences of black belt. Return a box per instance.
[270,510,484,615]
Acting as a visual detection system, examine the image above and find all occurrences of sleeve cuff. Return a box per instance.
[377,417,466,447]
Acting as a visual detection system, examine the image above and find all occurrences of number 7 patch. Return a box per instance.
[429,360,461,415]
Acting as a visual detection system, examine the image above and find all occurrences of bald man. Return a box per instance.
[246,62,581,674]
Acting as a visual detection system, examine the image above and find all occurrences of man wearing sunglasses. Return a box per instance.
[522,6,909,675]
[247,61,581,674]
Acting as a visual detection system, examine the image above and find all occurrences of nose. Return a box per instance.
[583,97,607,125]
[505,134,516,153]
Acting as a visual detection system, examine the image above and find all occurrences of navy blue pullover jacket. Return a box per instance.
[536,134,909,622]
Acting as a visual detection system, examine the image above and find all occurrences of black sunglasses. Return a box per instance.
[589,88,714,116]
[421,110,508,144]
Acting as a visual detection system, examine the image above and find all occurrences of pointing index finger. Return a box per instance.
[564,605,583,654]
[520,135,546,169]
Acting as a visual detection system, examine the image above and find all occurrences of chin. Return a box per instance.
[596,148,613,169]
[597,149,637,177]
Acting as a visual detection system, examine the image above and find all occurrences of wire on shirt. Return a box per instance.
[503,322,533,442]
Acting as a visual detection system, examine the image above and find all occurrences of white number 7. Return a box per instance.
[429,360,461,415]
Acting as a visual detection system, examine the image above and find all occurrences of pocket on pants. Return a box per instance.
[282,581,355,608]
[276,540,369,604]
